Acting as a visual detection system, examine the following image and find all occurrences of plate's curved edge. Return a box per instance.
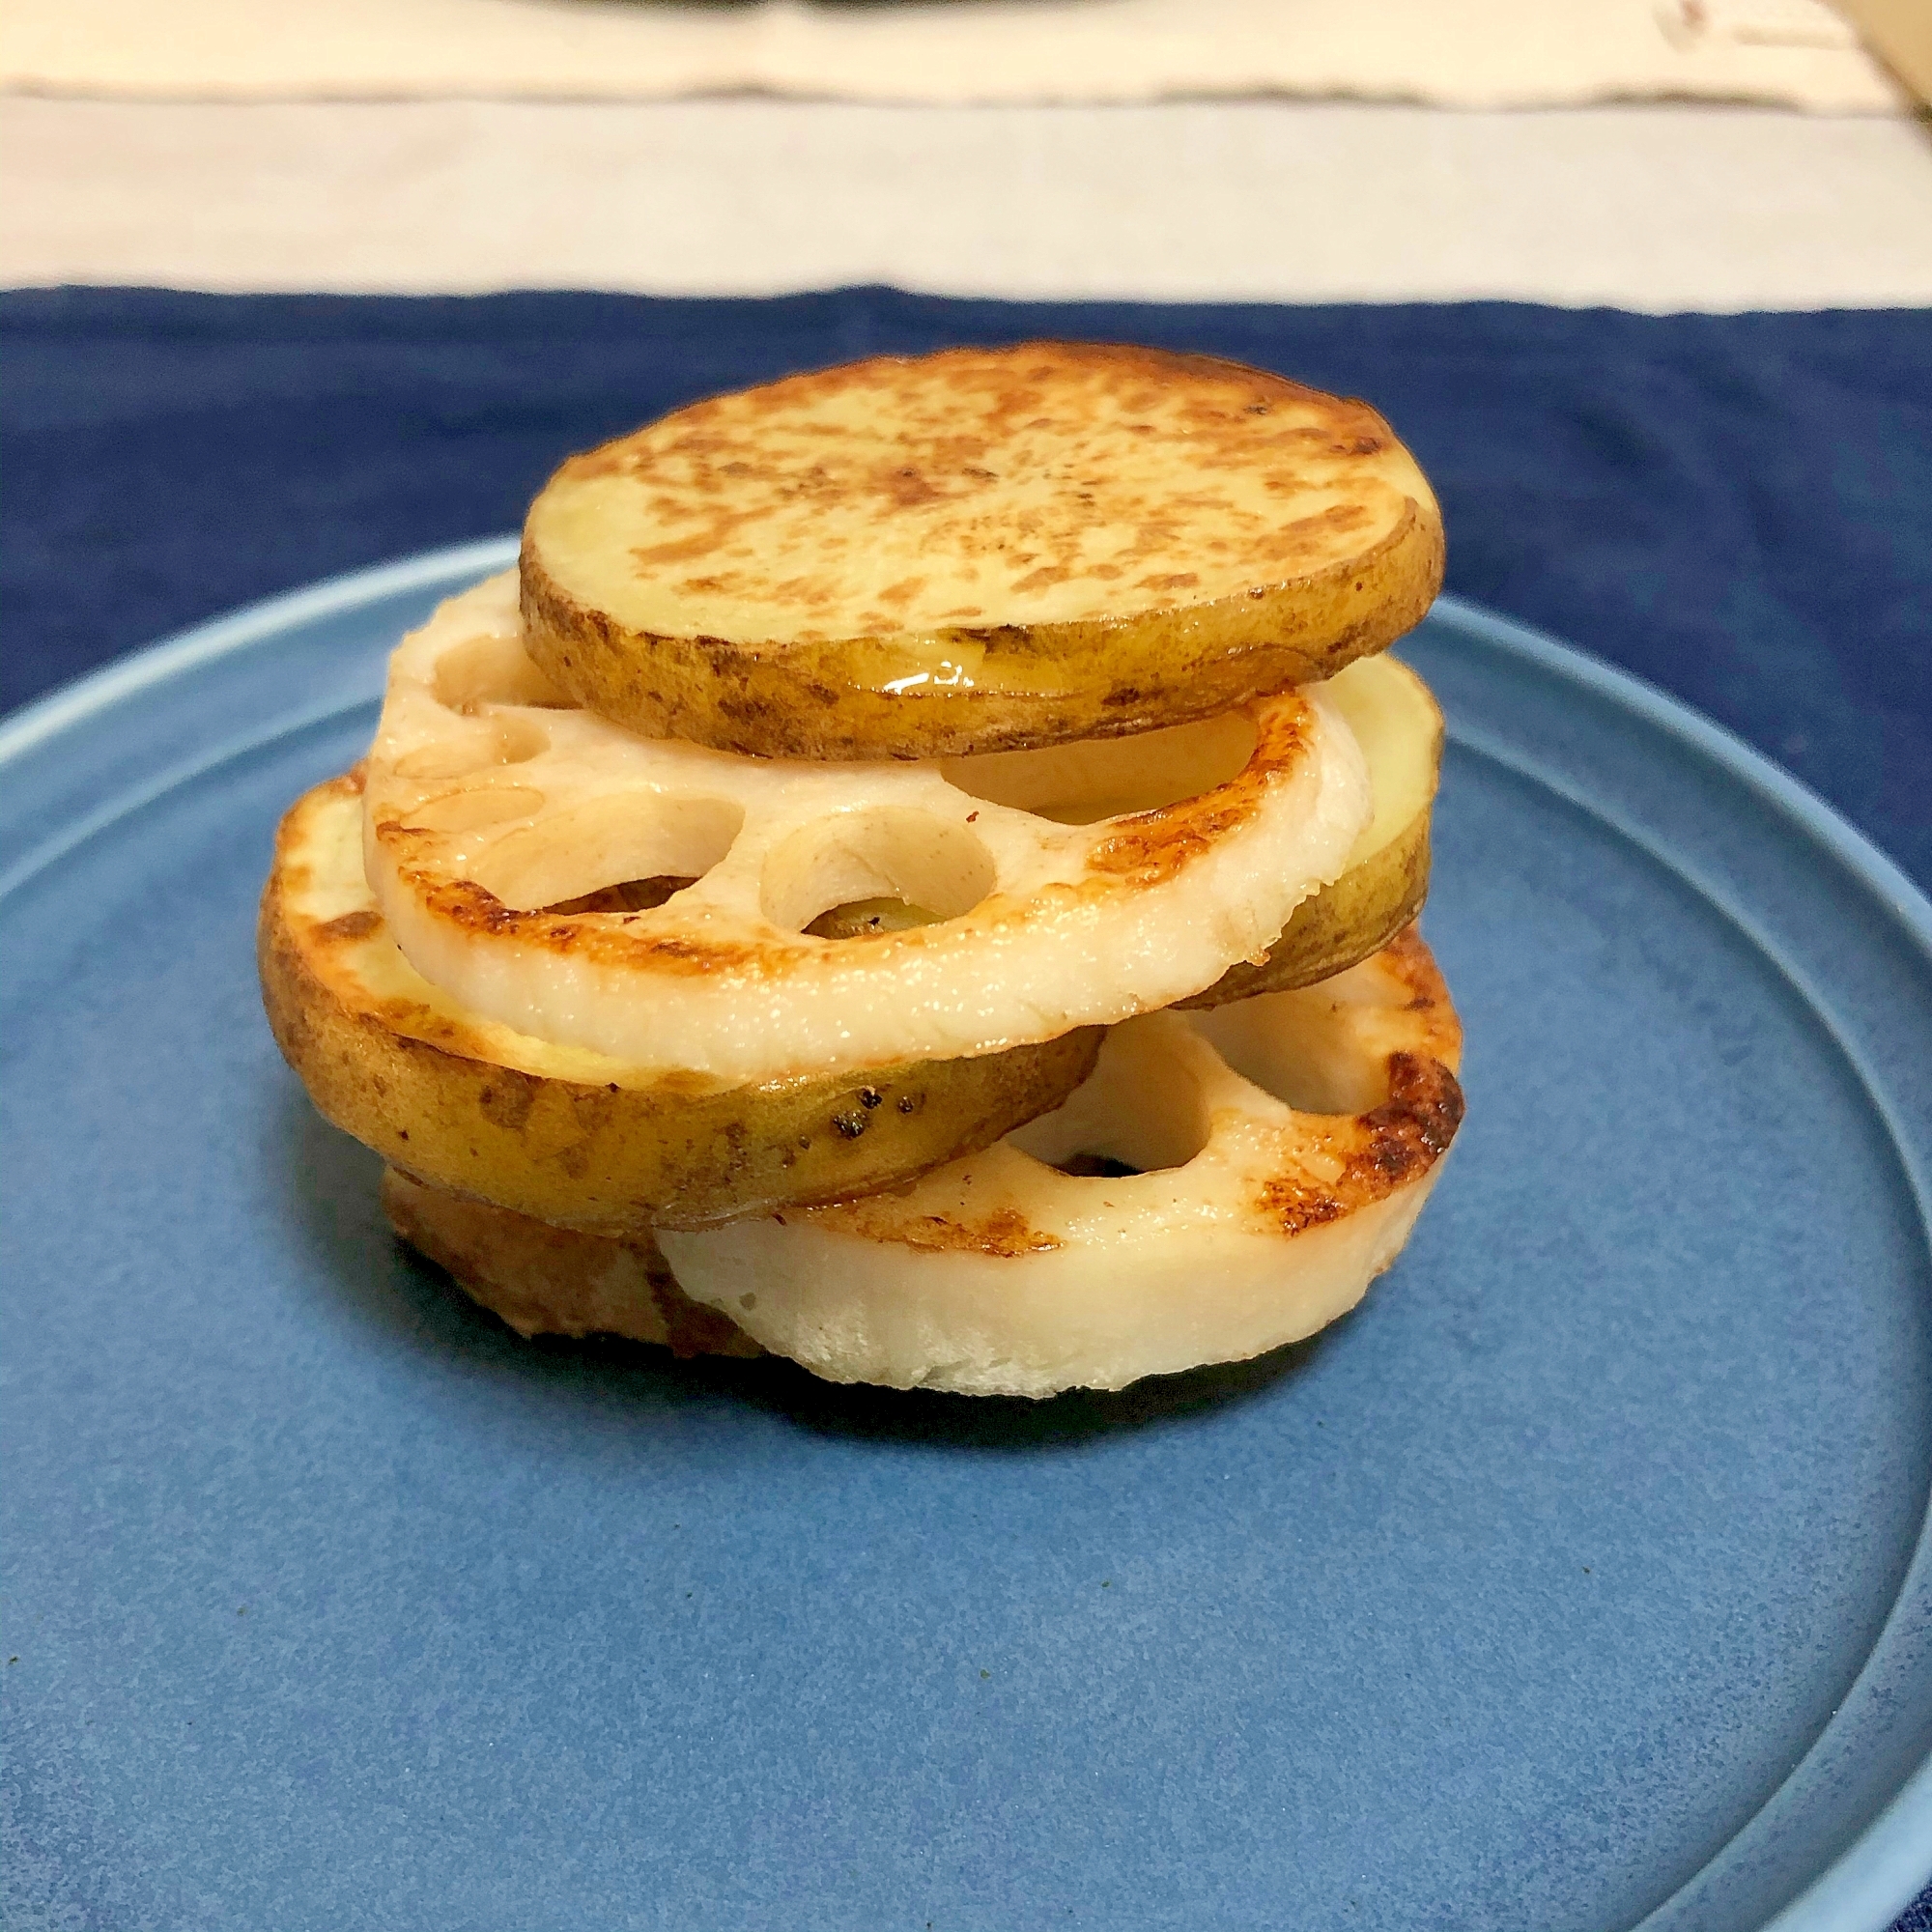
[1429,595,1932,1930]
[1427,595,1932,967]
[1762,1752,1932,1932]
[0,697,376,909]
[1452,725,1932,1932]
[0,535,520,771]
[4,558,1930,1925]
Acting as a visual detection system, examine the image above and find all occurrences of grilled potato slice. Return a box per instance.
[382,1168,758,1356]
[260,774,1101,1234]
[521,342,1443,760]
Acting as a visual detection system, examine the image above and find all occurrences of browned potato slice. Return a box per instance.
[260,774,1101,1234]
[382,1169,757,1356]
[521,342,1443,760]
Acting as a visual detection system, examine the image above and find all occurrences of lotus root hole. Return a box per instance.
[406,784,547,835]
[1007,1025,1213,1178]
[940,711,1257,825]
[1050,1152,1143,1180]
[539,876,696,917]
[1184,967,1392,1115]
[466,793,746,913]
[433,632,573,712]
[760,809,998,937]
[394,715,551,782]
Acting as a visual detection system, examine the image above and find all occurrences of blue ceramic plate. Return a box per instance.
[4,542,1930,1932]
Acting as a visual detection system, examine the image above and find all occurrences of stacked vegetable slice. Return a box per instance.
[260,343,1464,1397]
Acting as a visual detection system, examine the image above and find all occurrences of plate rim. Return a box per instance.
[5,540,1930,1930]
[0,535,519,775]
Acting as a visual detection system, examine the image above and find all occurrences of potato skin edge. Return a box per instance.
[257,799,1103,1233]
[1183,812,1432,1010]
[521,502,1443,762]
[382,1168,759,1356]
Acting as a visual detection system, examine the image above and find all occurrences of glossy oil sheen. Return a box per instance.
[2,545,1929,1932]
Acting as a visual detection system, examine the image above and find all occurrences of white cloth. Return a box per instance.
[4,97,1929,311]
[0,0,1904,111]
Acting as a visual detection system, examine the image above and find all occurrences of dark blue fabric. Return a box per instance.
[3,287,1928,895]
[1,288,1930,1922]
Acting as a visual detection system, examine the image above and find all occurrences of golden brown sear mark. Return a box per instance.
[1085,696,1305,887]
[1258,1054,1464,1236]
[859,1205,1063,1258]
[314,908,383,945]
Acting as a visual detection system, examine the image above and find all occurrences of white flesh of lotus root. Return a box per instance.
[658,931,1463,1397]
[362,573,1373,1083]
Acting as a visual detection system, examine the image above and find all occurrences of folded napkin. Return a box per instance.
[0,0,1905,110]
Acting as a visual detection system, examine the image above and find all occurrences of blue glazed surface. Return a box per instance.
[2,552,1929,1931]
